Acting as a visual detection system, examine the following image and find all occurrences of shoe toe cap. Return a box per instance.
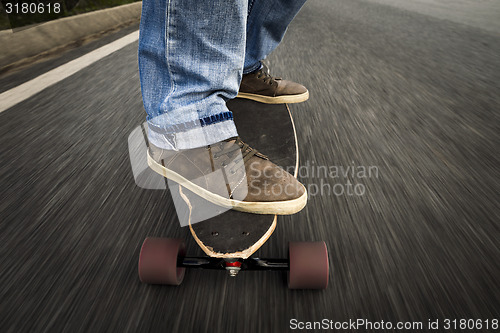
[278,79,308,96]
[244,160,306,202]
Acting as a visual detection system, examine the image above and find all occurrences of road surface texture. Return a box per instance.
[1,0,498,332]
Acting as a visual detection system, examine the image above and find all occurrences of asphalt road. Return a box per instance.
[1,0,499,332]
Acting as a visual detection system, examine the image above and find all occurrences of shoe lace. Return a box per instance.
[256,65,280,85]
[211,137,266,173]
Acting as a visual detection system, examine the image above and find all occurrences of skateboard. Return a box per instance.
[138,99,329,289]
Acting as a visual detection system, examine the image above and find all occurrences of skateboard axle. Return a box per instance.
[178,257,289,271]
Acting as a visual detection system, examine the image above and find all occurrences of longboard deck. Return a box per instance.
[177,99,298,258]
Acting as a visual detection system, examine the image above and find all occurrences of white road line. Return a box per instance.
[0,30,139,113]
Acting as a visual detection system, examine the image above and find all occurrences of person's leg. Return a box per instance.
[137,0,308,215]
[237,0,309,104]
[243,0,308,74]
[138,0,245,150]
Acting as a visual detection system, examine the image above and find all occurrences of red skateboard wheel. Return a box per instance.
[288,241,329,289]
[138,238,186,285]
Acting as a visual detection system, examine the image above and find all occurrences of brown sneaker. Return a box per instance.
[147,137,307,215]
[237,63,309,104]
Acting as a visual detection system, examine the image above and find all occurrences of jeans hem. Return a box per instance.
[148,119,238,150]
[243,61,262,75]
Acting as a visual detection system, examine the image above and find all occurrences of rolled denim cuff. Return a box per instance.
[243,61,262,75]
[148,119,238,150]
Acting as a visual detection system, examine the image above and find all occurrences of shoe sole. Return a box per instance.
[147,151,308,215]
[236,90,309,104]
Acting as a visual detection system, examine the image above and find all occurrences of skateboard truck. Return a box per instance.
[224,260,241,277]
[178,256,288,271]
[139,239,328,289]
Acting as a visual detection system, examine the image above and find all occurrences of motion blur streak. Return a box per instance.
[0,0,498,332]
[0,30,139,113]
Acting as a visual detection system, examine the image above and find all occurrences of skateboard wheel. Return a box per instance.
[288,241,329,289]
[138,238,186,285]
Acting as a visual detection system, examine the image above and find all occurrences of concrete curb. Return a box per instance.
[0,2,141,71]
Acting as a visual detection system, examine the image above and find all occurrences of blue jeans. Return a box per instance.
[139,0,307,150]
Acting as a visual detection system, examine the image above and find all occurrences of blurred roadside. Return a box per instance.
[0,1,141,75]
